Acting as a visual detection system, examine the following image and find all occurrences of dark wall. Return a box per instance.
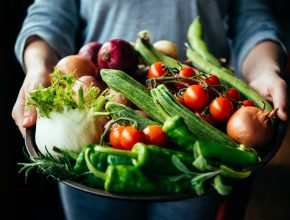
[1,1,289,220]
[1,1,65,219]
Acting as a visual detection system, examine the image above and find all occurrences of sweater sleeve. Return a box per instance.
[14,0,80,69]
[227,0,287,76]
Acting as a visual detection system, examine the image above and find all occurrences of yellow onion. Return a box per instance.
[56,55,98,77]
[226,106,277,151]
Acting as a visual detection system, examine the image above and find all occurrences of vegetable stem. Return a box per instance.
[77,87,85,108]
[84,148,106,180]
[94,145,138,159]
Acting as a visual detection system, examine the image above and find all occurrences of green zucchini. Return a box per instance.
[135,30,188,69]
[135,31,160,66]
[105,101,161,129]
[100,69,167,123]
[151,84,240,149]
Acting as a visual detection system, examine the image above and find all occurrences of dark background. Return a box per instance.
[1,1,65,219]
[1,1,289,220]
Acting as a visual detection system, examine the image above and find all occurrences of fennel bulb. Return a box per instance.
[35,109,103,157]
[27,69,108,158]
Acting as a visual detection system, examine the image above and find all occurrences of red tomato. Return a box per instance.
[226,87,240,101]
[184,85,209,111]
[195,111,217,126]
[143,125,167,146]
[242,99,255,107]
[174,93,186,106]
[109,126,126,149]
[204,75,220,86]
[200,74,221,97]
[148,61,166,78]
[120,126,145,150]
[209,97,234,121]
[175,66,196,89]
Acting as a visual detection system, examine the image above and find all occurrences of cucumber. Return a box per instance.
[151,84,240,149]
[105,102,161,129]
[100,69,167,123]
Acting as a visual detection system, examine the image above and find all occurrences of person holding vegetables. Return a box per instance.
[12,0,288,220]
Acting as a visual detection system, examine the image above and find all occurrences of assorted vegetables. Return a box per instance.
[19,17,279,198]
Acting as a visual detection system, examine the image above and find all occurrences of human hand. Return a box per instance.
[247,71,288,121]
[241,41,288,121]
[12,68,51,137]
[12,37,59,137]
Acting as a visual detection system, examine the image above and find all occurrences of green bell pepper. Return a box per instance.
[93,143,194,174]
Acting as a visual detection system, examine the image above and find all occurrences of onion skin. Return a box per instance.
[56,55,98,78]
[97,39,139,75]
[78,41,102,65]
[109,88,133,107]
[73,75,104,96]
[226,106,277,150]
[153,40,179,59]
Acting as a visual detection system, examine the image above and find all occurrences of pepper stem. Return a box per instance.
[94,145,138,158]
[84,148,106,180]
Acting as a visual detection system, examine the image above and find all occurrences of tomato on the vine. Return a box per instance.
[174,93,185,105]
[195,111,217,126]
[226,87,240,101]
[174,66,196,89]
[242,99,255,107]
[209,97,234,121]
[204,75,220,87]
[148,61,166,78]
[120,126,145,150]
[109,126,126,149]
[200,74,221,97]
[143,125,167,146]
[184,85,209,110]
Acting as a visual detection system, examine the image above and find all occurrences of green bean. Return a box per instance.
[187,17,221,66]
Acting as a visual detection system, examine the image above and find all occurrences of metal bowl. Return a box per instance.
[24,120,287,201]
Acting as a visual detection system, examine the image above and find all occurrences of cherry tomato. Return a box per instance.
[148,61,166,78]
[174,66,196,89]
[109,126,126,149]
[174,93,186,106]
[120,126,145,150]
[184,85,209,111]
[209,97,234,121]
[143,125,167,146]
[200,74,221,97]
[226,87,240,101]
[195,111,217,127]
[204,75,220,87]
[242,99,255,107]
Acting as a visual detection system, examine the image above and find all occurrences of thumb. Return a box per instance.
[22,107,37,128]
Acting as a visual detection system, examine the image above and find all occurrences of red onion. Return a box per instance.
[98,39,139,75]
